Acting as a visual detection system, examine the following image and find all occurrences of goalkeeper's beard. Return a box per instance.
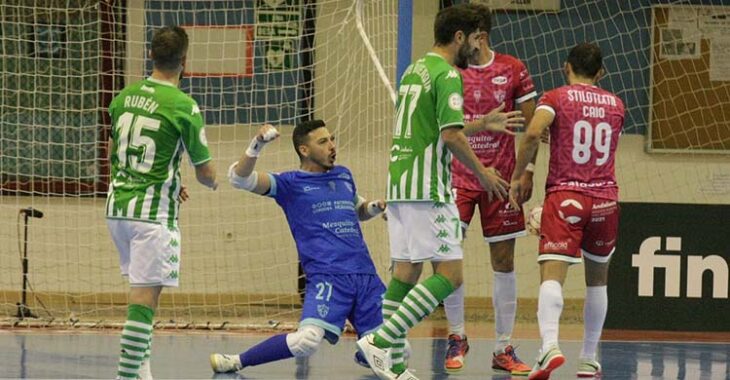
[311,154,335,171]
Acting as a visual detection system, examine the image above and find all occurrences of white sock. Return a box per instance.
[493,271,517,353]
[537,280,563,352]
[580,286,607,360]
[443,284,465,337]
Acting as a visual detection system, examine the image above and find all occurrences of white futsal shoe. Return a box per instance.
[209,353,243,373]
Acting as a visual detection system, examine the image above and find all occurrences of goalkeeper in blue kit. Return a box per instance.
[209,120,394,372]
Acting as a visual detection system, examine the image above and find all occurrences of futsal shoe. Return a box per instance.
[354,350,369,368]
[395,368,419,380]
[357,339,411,369]
[356,334,395,379]
[137,359,153,380]
[444,334,469,372]
[209,353,243,373]
[528,346,565,380]
[492,345,531,376]
[576,358,602,378]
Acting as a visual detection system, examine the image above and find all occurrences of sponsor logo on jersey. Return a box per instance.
[446,70,459,79]
[448,93,463,111]
[493,89,506,103]
[492,76,508,85]
[559,199,583,224]
[543,241,569,251]
[141,85,155,94]
[593,201,617,209]
[303,186,320,192]
[191,104,200,115]
[337,172,351,180]
[473,90,482,102]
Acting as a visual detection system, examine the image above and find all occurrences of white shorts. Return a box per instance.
[387,202,464,262]
[106,219,181,287]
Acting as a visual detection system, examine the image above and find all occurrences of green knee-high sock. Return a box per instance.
[375,274,455,349]
[382,278,414,374]
[117,304,154,380]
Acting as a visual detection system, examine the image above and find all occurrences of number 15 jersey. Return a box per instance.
[106,77,211,227]
[537,83,625,201]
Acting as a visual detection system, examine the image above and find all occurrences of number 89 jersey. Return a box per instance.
[106,78,211,227]
[538,83,625,201]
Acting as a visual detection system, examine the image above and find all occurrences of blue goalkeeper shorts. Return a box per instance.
[300,273,385,344]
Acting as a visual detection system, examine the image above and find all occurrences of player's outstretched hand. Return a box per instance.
[257,124,280,143]
[178,185,189,202]
[479,103,524,135]
[478,167,509,202]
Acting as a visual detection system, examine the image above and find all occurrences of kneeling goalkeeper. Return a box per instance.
[210,120,392,372]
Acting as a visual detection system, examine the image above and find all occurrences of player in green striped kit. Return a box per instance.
[357,4,524,379]
[106,26,217,380]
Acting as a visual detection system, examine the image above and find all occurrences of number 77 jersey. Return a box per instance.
[387,52,465,203]
[106,78,211,227]
[538,83,625,201]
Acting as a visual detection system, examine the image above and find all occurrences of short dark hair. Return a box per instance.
[434,4,481,45]
[292,119,326,158]
[468,3,492,35]
[151,26,189,71]
[567,43,603,78]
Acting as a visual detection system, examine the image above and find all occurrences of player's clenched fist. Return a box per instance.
[246,124,279,157]
[257,124,280,142]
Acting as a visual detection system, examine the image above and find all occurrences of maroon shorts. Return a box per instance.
[539,191,619,264]
[454,187,526,242]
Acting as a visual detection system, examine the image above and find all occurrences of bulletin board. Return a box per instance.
[649,5,730,153]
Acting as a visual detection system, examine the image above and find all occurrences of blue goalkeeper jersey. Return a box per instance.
[267,165,377,275]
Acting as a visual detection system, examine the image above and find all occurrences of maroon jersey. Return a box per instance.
[538,83,625,200]
[452,52,537,191]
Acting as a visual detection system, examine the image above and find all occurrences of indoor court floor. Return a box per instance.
[1,328,729,379]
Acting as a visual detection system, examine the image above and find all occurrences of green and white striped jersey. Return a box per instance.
[387,52,464,203]
[106,77,211,227]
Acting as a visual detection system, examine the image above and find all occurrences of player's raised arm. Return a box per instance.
[509,108,554,209]
[228,124,279,195]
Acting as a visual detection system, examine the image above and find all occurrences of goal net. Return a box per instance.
[0,0,397,329]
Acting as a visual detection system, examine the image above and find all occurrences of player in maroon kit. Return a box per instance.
[443,5,535,375]
[510,43,625,380]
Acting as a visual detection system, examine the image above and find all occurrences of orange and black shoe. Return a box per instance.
[444,334,469,372]
[492,345,532,376]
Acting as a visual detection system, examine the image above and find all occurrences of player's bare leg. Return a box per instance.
[117,286,161,380]
[577,257,609,378]
[489,239,530,376]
